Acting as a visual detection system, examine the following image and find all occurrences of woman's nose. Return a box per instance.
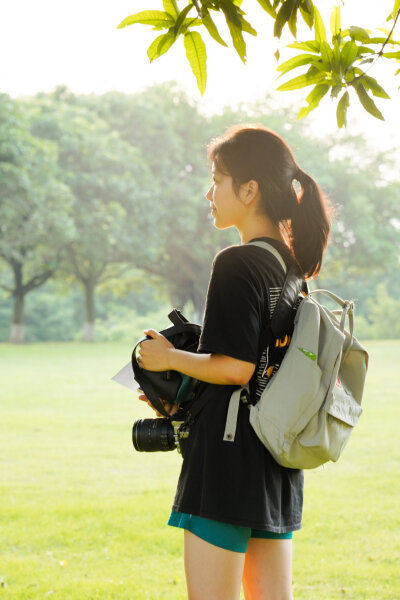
[206,185,213,202]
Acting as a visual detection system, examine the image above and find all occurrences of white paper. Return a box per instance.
[111,361,138,392]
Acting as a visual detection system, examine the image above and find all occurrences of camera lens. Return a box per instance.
[132,418,176,452]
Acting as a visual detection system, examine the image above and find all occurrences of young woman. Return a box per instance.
[137,124,330,600]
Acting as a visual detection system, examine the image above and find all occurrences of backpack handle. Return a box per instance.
[309,288,352,309]
[310,289,354,358]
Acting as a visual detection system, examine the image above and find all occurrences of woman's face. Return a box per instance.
[206,165,244,230]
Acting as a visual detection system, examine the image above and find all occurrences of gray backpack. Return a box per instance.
[223,241,369,470]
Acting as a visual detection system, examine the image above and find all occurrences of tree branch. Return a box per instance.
[93,262,106,282]
[348,8,400,86]
[0,282,13,293]
[23,269,55,294]
[98,263,131,284]
[68,246,88,284]
[378,8,400,57]
[192,0,204,19]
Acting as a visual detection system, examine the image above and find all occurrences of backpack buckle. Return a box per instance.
[240,388,251,404]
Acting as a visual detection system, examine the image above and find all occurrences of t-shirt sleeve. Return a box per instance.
[198,247,264,364]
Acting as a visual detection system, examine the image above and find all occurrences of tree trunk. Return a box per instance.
[82,281,95,342]
[9,292,25,343]
[192,293,205,325]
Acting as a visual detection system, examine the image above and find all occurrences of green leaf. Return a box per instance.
[297,82,330,119]
[354,82,385,120]
[297,105,312,119]
[163,0,179,18]
[274,0,297,39]
[117,10,174,30]
[359,58,374,66]
[306,83,330,105]
[240,16,257,36]
[340,40,358,69]
[276,53,317,74]
[336,90,350,128]
[360,75,391,99]
[302,0,314,13]
[275,49,280,61]
[314,6,326,44]
[220,3,247,62]
[184,31,207,94]
[277,68,327,91]
[330,5,341,37]
[320,41,334,67]
[330,84,342,98]
[147,31,176,62]
[219,0,242,26]
[358,45,376,54]
[391,0,400,20]
[202,12,228,46]
[332,39,341,71]
[371,35,400,45]
[287,40,320,53]
[255,0,277,18]
[288,8,298,38]
[349,26,370,43]
[182,18,202,28]
[174,5,194,38]
[367,36,389,44]
[382,51,400,58]
[299,2,314,29]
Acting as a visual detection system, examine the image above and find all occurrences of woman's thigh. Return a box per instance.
[184,530,245,600]
[242,538,293,600]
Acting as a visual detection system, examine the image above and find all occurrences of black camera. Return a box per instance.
[132,418,190,455]
[129,310,201,457]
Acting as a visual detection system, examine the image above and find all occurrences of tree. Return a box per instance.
[0,95,74,343]
[117,0,400,127]
[26,94,157,340]
[82,83,230,320]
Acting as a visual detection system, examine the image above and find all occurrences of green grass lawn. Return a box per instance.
[1,340,399,599]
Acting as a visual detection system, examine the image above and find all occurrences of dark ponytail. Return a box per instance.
[289,169,330,278]
[207,124,330,279]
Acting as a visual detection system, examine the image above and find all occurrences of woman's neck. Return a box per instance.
[238,216,284,245]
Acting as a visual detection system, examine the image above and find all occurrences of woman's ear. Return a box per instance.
[239,180,259,206]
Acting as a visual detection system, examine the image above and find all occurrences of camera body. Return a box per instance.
[132,418,190,455]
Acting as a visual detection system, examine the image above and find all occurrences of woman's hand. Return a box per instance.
[138,393,179,417]
[137,329,175,372]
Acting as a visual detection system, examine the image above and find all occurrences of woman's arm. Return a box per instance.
[138,329,255,386]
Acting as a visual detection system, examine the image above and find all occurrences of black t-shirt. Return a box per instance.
[172,237,304,533]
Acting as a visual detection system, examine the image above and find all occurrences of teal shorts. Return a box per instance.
[168,511,293,553]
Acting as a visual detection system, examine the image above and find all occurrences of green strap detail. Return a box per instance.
[298,346,317,361]
[175,374,194,404]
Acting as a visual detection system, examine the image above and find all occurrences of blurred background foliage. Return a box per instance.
[0,82,399,342]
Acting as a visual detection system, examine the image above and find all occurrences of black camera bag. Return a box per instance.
[131,309,202,418]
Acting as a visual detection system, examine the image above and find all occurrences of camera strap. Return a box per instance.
[181,380,212,427]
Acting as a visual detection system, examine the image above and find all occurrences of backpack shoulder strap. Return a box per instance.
[247,240,287,274]
[247,241,304,349]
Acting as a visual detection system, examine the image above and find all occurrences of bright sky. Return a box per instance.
[1,1,399,148]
